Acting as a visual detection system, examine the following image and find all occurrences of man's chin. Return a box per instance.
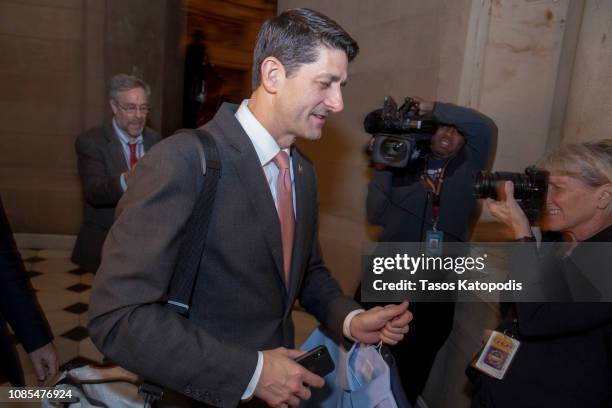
[431,149,452,159]
[300,130,322,141]
[128,128,144,138]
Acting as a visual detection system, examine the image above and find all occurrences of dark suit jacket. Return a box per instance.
[0,196,52,386]
[71,123,160,272]
[88,103,359,407]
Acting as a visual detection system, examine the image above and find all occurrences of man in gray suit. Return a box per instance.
[89,9,412,408]
[72,74,161,272]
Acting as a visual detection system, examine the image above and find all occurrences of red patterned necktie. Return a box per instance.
[273,151,295,287]
[129,142,138,168]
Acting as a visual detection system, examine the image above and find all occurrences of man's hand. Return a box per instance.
[411,96,434,114]
[122,167,135,185]
[28,342,58,386]
[254,347,324,407]
[350,301,412,345]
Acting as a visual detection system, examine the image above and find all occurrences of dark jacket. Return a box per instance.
[0,196,52,386]
[469,226,612,407]
[88,104,360,407]
[71,123,160,272]
[367,102,497,243]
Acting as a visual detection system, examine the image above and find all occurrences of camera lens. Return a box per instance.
[473,172,499,199]
[381,138,408,164]
[473,167,548,222]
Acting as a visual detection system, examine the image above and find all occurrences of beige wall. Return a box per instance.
[0,0,84,234]
[277,1,612,407]
[278,0,474,296]
[0,0,184,234]
[478,0,570,171]
[562,0,612,144]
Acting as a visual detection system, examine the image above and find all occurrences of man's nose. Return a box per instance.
[440,127,453,136]
[326,86,344,113]
[135,108,147,119]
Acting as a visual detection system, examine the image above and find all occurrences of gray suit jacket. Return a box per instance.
[71,123,160,272]
[88,103,359,407]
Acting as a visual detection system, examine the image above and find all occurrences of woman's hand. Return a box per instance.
[486,181,533,239]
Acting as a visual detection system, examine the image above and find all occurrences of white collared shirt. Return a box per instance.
[112,118,144,191]
[235,99,296,214]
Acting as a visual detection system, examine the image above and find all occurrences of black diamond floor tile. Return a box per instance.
[66,283,91,293]
[23,256,45,264]
[26,270,43,278]
[60,356,99,371]
[68,267,89,276]
[60,326,89,342]
[63,302,89,314]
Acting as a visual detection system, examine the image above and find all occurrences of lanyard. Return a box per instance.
[421,158,451,229]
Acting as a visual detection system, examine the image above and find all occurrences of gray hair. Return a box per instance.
[108,73,151,101]
[540,139,612,212]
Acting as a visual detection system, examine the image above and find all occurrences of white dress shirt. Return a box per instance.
[112,118,145,191]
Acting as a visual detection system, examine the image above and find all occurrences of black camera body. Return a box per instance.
[474,166,549,222]
[365,96,438,168]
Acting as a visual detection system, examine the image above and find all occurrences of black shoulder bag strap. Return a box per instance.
[164,128,221,316]
[139,128,221,405]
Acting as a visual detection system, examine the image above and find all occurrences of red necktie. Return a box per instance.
[129,142,138,168]
[273,151,295,287]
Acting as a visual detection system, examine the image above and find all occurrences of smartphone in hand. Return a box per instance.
[295,345,335,377]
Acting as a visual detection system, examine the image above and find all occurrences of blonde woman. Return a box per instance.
[470,139,612,407]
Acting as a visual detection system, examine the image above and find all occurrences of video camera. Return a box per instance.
[364,96,438,168]
[474,166,549,222]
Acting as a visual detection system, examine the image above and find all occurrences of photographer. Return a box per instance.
[363,98,497,404]
[469,139,612,407]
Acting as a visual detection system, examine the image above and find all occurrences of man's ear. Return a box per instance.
[259,56,285,93]
[597,185,612,210]
[109,99,118,115]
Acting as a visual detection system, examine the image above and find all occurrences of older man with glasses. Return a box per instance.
[71,73,161,273]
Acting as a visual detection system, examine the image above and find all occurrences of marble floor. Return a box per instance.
[1,247,319,390]
[1,248,102,389]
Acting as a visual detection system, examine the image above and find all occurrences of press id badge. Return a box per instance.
[472,330,520,379]
[425,229,443,256]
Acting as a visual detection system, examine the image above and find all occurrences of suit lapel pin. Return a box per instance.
[298,164,303,174]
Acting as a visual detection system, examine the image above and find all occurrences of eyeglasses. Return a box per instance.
[114,102,151,115]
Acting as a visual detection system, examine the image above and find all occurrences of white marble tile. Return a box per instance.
[44,310,80,338]
[78,289,93,304]
[31,258,77,274]
[80,273,95,286]
[37,249,73,259]
[79,338,104,363]
[54,337,79,366]
[29,272,80,292]
[17,248,39,259]
[78,312,89,328]
[36,290,81,312]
